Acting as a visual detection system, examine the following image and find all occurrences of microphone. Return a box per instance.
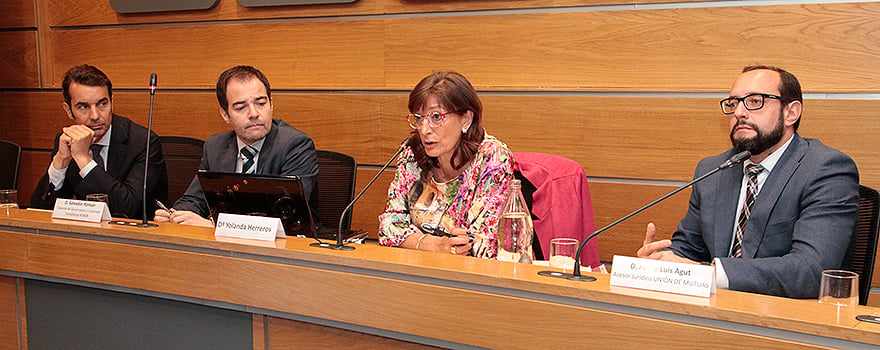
[149,73,157,96]
[311,137,412,251]
[111,73,159,228]
[538,150,751,281]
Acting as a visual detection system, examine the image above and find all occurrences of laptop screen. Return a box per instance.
[198,171,315,237]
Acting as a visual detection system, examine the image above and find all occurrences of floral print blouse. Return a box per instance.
[378,134,514,259]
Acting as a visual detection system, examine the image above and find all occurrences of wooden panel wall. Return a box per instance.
[3,0,879,292]
[0,31,39,88]
[0,0,36,28]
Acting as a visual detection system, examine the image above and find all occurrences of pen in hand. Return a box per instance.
[155,199,173,215]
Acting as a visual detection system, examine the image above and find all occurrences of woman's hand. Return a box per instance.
[447,228,472,255]
[407,229,473,255]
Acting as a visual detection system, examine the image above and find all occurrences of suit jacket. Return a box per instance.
[670,134,859,298]
[513,152,600,268]
[31,115,169,219]
[172,118,319,221]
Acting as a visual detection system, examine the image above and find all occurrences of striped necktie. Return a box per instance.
[731,163,763,258]
[90,144,105,170]
[240,145,257,174]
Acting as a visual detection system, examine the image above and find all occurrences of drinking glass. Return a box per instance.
[819,270,858,307]
[549,238,579,272]
[0,189,18,214]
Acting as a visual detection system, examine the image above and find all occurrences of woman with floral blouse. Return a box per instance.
[378,71,514,259]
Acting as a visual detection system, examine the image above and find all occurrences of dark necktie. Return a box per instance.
[240,145,257,174]
[731,163,763,258]
[90,144,105,171]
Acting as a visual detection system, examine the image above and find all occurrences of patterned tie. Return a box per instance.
[240,145,257,174]
[90,144,105,171]
[731,163,763,258]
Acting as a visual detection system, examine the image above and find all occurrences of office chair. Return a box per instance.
[0,140,22,190]
[315,150,357,230]
[844,185,880,305]
[158,136,204,203]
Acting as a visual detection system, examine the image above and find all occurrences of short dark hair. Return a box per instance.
[62,64,112,106]
[408,71,484,173]
[216,65,272,111]
[742,65,802,130]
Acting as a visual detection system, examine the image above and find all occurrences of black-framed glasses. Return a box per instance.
[406,111,449,129]
[720,93,783,114]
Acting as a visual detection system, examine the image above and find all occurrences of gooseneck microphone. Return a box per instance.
[110,73,159,228]
[538,150,751,282]
[311,137,412,251]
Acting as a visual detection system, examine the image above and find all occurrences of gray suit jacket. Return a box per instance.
[670,134,859,298]
[172,118,319,220]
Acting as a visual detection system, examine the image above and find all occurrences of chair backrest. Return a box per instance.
[512,152,600,268]
[513,171,542,259]
[0,140,22,190]
[845,185,880,305]
[315,150,357,230]
[158,136,204,203]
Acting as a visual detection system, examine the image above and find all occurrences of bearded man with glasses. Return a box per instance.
[637,65,859,298]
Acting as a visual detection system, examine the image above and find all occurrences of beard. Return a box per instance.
[730,111,785,155]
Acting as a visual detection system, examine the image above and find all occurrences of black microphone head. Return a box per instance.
[400,137,412,147]
[730,150,751,163]
[719,150,751,169]
[149,73,157,95]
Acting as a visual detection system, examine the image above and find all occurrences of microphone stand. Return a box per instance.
[311,137,411,251]
[110,73,159,228]
[538,150,751,282]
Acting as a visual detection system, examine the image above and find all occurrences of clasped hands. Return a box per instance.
[52,125,97,170]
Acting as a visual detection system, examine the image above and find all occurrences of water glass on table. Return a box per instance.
[819,270,858,307]
[0,189,18,214]
[549,238,579,272]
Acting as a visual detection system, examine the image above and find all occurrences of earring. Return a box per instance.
[462,126,469,134]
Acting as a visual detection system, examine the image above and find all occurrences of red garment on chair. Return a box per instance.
[513,152,600,268]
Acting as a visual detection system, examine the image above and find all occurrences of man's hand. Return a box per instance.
[637,223,698,264]
[154,209,172,222]
[62,125,96,169]
[51,132,74,170]
[168,210,214,227]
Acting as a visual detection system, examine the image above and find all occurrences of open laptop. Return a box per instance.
[198,171,358,241]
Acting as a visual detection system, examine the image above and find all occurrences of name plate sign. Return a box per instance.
[52,199,111,223]
[609,255,716,298]
[214,213,285,242]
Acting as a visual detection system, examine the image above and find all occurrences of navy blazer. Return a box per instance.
[172,118,319,220]
[670,134,859,298]
[31,115,169,219]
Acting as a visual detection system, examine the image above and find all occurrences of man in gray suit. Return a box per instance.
[638,65,859,298]
[154,65,318,227]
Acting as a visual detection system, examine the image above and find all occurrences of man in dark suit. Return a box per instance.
[638,65,859,298]
[31,65,168,219]
[154,65,318,227]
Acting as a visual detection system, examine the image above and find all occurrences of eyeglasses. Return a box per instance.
[406,111,450,129]
[720,93,783,114]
